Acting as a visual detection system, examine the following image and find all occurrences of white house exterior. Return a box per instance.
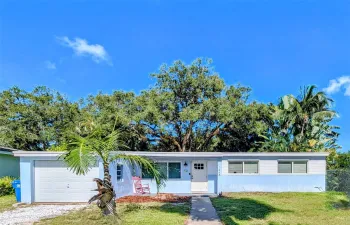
[13,151,328,203]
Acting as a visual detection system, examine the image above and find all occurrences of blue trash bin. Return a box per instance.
[12,180,21,202]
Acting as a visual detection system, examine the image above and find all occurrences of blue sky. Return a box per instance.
[1,0,349,151]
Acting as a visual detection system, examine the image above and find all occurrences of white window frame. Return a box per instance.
[277,160,308,174]
[142,161,182,180]
[228,160,259,175]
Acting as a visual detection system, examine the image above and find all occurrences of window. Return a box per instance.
[194,163,204,170]
[244,161,259,174]
[168,163,181,178]
[117,164,123,181]
[228,161,258,174]
[229,162,243,173]
[278,161,307,173]
[142,162,181,179]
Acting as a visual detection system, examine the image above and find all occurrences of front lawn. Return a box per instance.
[36,202,190,225]
[211,192,350,225]
[0,195,16,213]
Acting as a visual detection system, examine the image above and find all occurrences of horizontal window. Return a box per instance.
[228,161,258,174]
[278,161,307,174]
[142,162,181,179]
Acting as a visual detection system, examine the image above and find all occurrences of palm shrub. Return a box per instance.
[260,85,339,152]
[61,122,165,216]
[0,176,16,196]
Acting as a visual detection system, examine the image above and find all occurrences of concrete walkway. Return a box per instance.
[187,197,222,225]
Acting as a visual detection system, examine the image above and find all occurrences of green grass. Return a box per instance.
[36,202,190,225]
[0,195,16,213]
[211,192,350,225]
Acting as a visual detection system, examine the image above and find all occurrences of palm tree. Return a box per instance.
[61,122,165,216]
[276,85,338,151]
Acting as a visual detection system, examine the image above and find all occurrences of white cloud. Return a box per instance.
[323,76,350,96]
[57,36,112,65]
[45,61,56,70]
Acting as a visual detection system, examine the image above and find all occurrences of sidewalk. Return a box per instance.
[187,197,222,225]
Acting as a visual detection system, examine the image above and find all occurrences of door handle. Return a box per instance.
[67,184,70,188]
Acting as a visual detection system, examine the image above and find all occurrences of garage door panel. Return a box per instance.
[35,160,99,202]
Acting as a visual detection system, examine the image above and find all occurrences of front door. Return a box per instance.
[191,161,208,192]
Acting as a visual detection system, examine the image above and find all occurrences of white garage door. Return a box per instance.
[35,160,99,202]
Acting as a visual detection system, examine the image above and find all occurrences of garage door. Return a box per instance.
[34,160,99,202]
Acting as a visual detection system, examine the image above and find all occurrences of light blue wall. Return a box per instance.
[20,158,34,203]
[0,154,20,178]
[112,159,219,197]
[218,175,325,192]
[110,161,135,198]
[130,160,192,194]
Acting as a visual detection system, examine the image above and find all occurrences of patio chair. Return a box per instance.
[132,176,150,194]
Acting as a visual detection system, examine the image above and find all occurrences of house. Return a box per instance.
[0,146,20,178]
[13,151,329,204]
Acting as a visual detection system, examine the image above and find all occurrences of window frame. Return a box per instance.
[277,160,308,174]
[228,160,259,175]
[142,161,182,180]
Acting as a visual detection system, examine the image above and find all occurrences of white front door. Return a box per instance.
[191,161,208,192]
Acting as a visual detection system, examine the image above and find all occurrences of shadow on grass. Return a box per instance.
[211,197,292,225]
[122,202,190,216]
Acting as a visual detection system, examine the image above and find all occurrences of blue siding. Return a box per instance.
[20,158,34,203]
[219,175,325,192]
[110,161,135,198]
[208,175,217,193]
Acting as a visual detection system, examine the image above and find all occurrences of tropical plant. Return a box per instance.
[61,121,165,216]
[260,85,339,152]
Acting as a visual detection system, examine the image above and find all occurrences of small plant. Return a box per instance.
[0,176,16,196]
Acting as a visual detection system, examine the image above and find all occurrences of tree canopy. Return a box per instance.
[0,58,341,153]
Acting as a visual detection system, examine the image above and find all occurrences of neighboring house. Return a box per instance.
[13,151,328,204]
[0,146,20,178]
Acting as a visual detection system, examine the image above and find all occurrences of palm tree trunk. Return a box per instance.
[103,163,113,189]
[100,163,116,216]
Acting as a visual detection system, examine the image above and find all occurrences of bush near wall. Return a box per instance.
[0,176,16,196]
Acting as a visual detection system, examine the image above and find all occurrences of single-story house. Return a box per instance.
[0,146,20,178]
[13,151,329,204]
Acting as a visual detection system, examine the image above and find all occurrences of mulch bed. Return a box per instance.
[116,194,190,203]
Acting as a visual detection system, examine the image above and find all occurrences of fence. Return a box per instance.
[326,169,350,196]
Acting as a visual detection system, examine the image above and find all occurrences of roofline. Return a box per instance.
[0,151,14,155]
[0,146,22,155]
[0,146,21,152]
[13,151,329,158]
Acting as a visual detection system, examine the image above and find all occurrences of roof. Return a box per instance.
[13,150,329,158]
[0,146,21,155]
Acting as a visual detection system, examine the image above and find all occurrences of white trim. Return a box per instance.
[13,151,329,158]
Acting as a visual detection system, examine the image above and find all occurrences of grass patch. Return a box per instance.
[36,202,190,225]
[0,195,16,213]
[211,192,350,225]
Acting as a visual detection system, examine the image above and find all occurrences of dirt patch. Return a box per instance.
[117,194,190,203]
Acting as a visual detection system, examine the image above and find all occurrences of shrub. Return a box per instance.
[0,176,16,196]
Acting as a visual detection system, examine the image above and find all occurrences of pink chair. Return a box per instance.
[132,176,150,194]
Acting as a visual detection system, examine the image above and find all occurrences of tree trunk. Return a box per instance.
[100,163,116,216]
